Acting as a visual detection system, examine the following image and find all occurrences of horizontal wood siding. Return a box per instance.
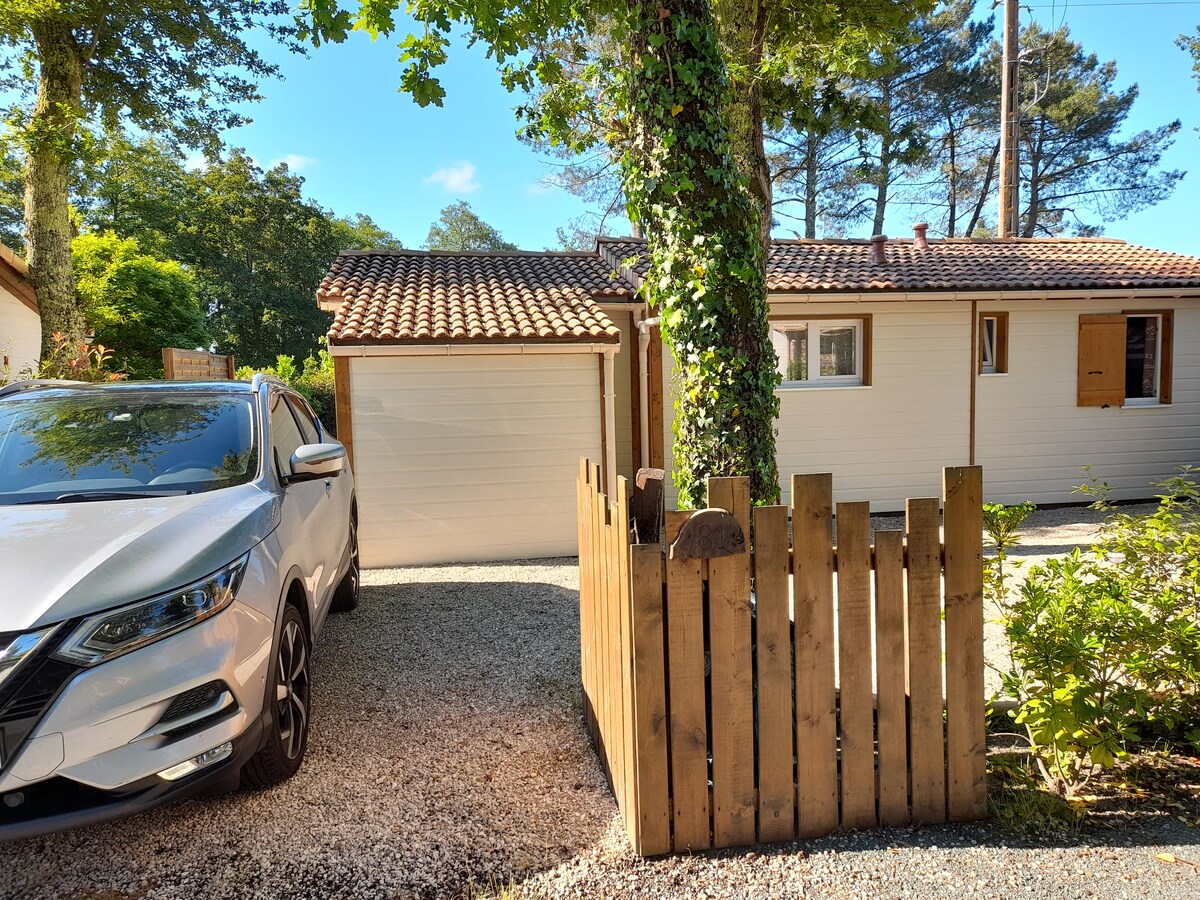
[0,287,41,374]
[977,301,1200,504]
[352,353,601,566]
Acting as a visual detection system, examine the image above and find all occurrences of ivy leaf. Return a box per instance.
[671,103,684,116]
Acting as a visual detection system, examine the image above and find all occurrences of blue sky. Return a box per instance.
[222,0,1200,253]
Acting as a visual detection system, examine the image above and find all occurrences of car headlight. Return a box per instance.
[53,554,249,667]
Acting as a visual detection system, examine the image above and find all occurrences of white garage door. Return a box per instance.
[350,352,602,567]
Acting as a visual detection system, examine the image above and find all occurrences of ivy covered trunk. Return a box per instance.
[24,23,87,360]
[712,0,771,251]
[621,0,780,506]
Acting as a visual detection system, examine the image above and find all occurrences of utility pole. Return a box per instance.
[998,0,1020,237]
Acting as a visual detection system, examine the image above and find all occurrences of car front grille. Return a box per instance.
[0,690,56,725]
[0,627,81,774]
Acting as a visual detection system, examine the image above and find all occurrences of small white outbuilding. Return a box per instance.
[0,243,39,378]
[318,250,628,568]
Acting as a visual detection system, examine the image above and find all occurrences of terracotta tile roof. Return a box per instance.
[594,236,1200,294]
[322,237,1200,346]
[322,250,631,345]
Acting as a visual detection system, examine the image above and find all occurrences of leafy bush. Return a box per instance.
[236,350,337,437]
[1002,470,1200,795]
[73,232,209,379]
[983,500,1035,612]
[33,333,128,383]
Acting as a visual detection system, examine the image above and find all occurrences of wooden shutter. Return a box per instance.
[1077,314,1126,407]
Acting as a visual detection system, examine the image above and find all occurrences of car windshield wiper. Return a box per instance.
[22,489,193,504]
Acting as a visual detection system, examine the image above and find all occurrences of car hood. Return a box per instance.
[0,484,279,631]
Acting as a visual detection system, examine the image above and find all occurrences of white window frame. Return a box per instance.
[773,319,865,388]
[1124,313,1163,407]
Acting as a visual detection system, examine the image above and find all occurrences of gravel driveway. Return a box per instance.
[3,531,1199,899]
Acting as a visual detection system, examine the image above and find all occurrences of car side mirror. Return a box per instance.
[286,442,346,483]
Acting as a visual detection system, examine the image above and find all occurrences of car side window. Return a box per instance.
[287,395,321,445]
[269,392,306,478]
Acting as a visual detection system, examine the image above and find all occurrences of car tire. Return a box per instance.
[242,605,311,788]
[330,515,360,613]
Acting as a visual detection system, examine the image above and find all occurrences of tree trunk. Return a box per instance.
[804,129,818,238]
[624,0,779,506]
[945,113,958,238]
[25,22,86,361]
[964,138,1001,237]
[714,0,770,253]
[1022,120,1044,237]
[872,86,892,236]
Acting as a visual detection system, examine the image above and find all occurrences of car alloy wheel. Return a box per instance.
[241,604,311,787]
[275,617,309,761]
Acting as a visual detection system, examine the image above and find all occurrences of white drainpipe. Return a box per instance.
[637,315,661,470]
[603,348,618,496]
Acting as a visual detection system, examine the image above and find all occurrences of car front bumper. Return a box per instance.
[0,597,277,840]
[0,714,266,842]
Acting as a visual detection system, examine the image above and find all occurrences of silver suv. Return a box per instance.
[0,375,358,839]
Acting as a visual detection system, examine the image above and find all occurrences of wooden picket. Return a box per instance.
[577,461,987,856]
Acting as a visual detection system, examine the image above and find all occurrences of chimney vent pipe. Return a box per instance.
[870,234,887,266]
[913,223,929,250]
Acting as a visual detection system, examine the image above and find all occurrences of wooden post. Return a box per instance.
[706,477,755,848]
[665,509,711,851]
[943,466,987,820]
[906,497,947,824]
[752,504,795,843]
[792,474,839,838]
[836,501,876,829]
[630,544,671,854]
[874,530,910,826]
[333,355,354,467]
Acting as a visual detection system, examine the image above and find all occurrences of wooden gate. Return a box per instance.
[577,460,986,855]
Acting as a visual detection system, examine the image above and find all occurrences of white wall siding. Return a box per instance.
[977,300,1200,504]
[661,304,972,511]
[0,287,39,376]
[351,353,601,567]
[773,304,971,509]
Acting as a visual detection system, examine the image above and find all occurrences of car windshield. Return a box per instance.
[0,392,258,505]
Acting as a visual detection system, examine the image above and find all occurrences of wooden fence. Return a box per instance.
[162,348,235,380]
[577,460,987,856]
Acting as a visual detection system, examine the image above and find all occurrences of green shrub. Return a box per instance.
[983,500,1035,612]
[1003,469,1200,796]
[237,350,337,437]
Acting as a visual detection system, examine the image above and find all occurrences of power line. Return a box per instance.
[1028,1,1200,7]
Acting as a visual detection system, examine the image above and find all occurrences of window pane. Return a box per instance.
[773,324,808,381]
[819,326,856,377]
[270,392,306,476]
[981,318,996,372]
[1126,316,1158,399]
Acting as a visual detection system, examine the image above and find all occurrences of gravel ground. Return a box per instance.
[3,517,1198,900]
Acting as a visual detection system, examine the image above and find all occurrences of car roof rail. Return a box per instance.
[0,379,88,399]
[250,373,289,391]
